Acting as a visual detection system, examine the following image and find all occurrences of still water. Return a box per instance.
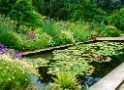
[26,42,124,89]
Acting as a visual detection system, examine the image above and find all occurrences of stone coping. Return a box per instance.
[90,63,124,90]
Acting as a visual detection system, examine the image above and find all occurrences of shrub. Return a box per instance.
[33,0,69,20]
[0,54,39,90]
[0,31,23,50]
[69,0,106,22]
[41,20,74,45]
[67,21,90,42]
[33,0,106,21]
[99,25,120,37]
[0,0,42,27]
[55,31,74,45]
[0,15,16,32]
[22,29,55,50]
[107,8,124,30]
[10,0,43,27]
[0,15,23,50]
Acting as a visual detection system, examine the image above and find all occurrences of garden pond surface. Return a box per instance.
[26,42,124,89]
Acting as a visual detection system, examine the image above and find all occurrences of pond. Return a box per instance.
[26,41,124,89]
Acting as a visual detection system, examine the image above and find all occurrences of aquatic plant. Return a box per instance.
[52,71,81,90]
[47,50,94,76]
[69,42,124,62]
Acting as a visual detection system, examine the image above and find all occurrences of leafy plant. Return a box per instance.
[69,0,106,22]
[33,0,106,21]
[0,15,23,50]
[0,31,23,50]
[0,54,39,90]
[52,71,79,89]
[99,25,120,37]
[0,0,42,27]
[65,21,90,42]
[10,0,42,27]
[22,29,55,51]
[94,0,123,13]
[32,0,70,20]
[107,8,124,30]
[69,42,124,62]
[47,50,94,75]
[0,15,16,32]
[41,20,74,45]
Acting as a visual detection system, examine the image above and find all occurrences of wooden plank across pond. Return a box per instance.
[22,40,94,55]
[90,63,124,90]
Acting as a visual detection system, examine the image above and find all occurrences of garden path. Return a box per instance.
[96,34,124,41]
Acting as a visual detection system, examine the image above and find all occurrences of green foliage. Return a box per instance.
[107,8,124,30]
[47,50,94,75]
[0,31,23,50]
[57,31,75,45]
[99,25,120,37]
[52,71,81,90]
[33,0,106,21]
[33,0,69,20]
[0,0,16,15]
[0,0,42,27]
[22,29,55,50]
[88,22,105,36]
[69,0,106,22]
[67,21,90,42]
[0,54,39,90]
[0,16,23,50]
[0,15,16,32]
[69,42,124,62]
[41,20,74,45]
[94,0,124,13]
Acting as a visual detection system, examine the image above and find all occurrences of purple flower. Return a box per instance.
[25,31,36,40]
[0,43,23,58]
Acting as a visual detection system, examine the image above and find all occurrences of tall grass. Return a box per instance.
[0,15,23,50]
[0,15,16,32]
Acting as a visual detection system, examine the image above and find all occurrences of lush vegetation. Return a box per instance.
[0,0,124,90]
[0,44,41,90]
[28,42,124,89]
[0,0,124,50]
